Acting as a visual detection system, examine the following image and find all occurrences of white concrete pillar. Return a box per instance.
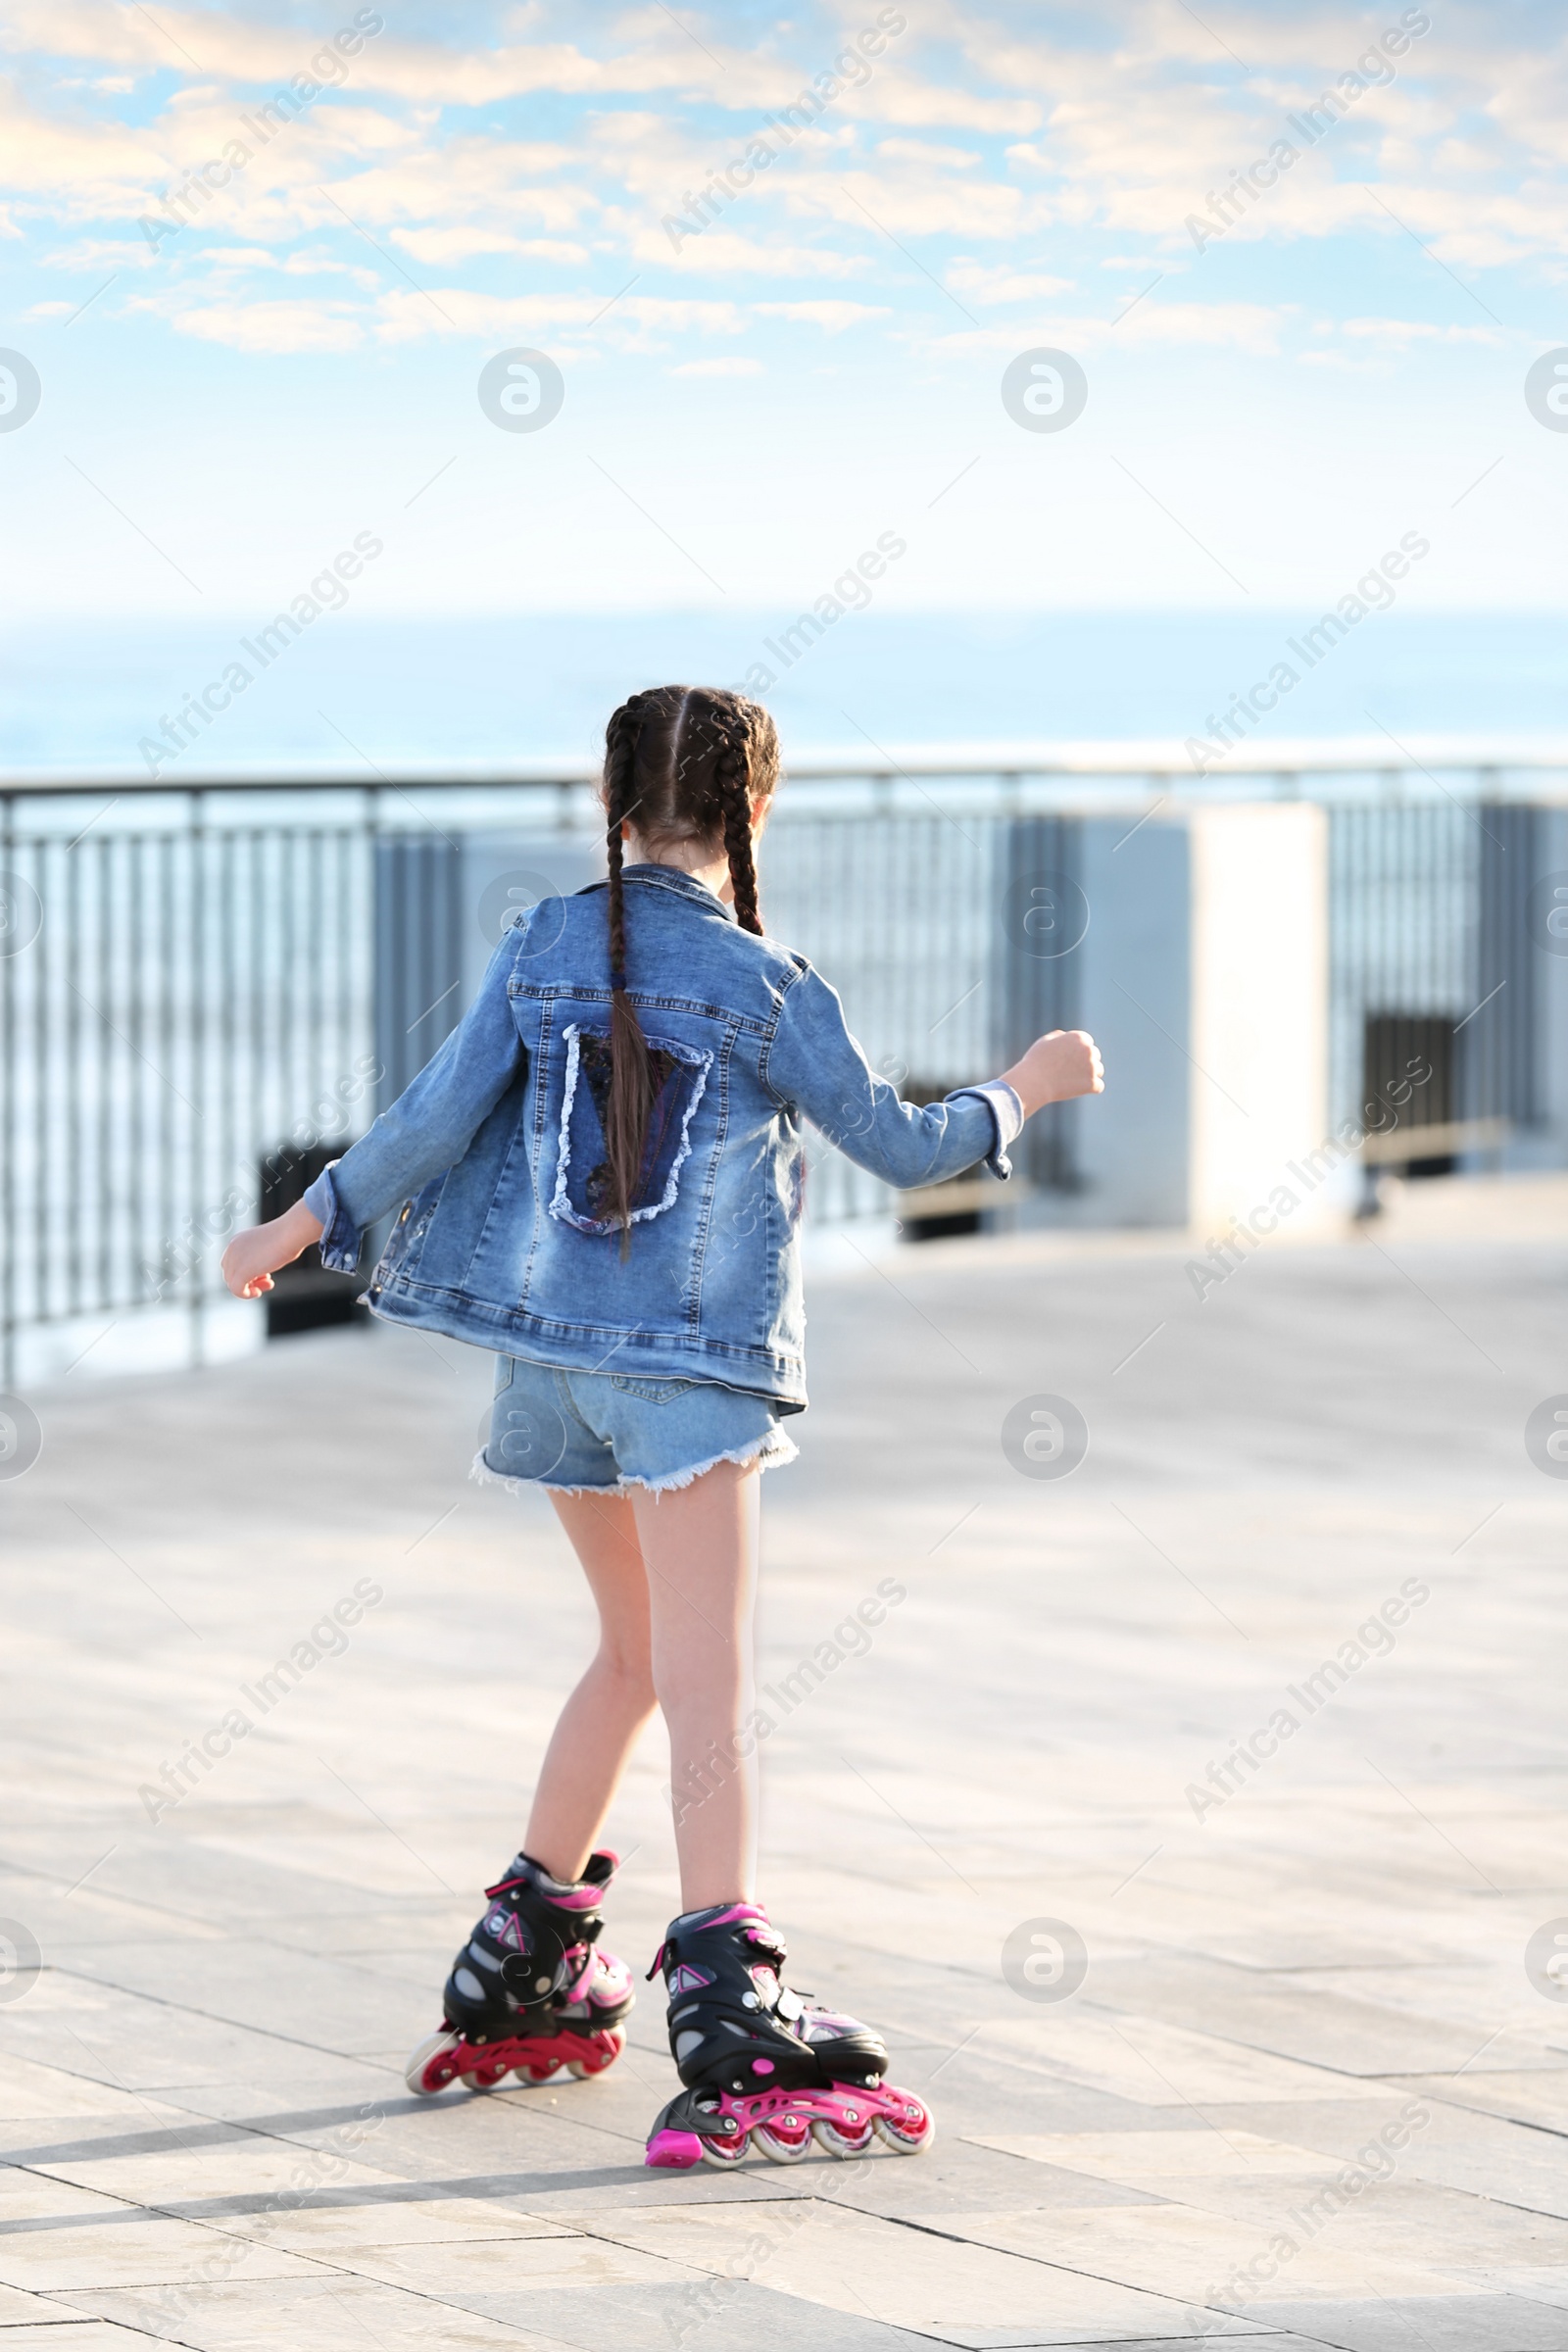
[1187,802,1331,1244]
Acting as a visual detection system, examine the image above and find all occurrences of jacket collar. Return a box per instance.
[610,863,738,922]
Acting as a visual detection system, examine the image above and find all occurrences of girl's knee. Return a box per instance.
[600,1646,657,1709]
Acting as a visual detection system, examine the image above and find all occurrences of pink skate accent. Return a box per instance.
[482,1872,602,1913]
[541,1882,604,1912]
[724,2081,926,2136]
[752,2059,775,2075]
[561,1947,634,2012]
[649,1904,772,1981]
[409,2019,626,2094]
[641,2078,932,2169]
[667,1963,716,1996]
[799,2010,860,2040]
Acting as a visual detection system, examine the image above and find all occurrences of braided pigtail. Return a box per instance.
[710,705,763,938]
[596,683,781,1252]
[603,696,656,1252]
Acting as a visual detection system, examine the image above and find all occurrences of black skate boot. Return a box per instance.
[406,1849,633,2094]
[643,1901,933,2168]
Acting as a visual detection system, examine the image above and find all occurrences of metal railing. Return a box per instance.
[4,754,1565,1383]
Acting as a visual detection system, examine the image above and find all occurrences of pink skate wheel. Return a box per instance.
[645,2129,706,2170]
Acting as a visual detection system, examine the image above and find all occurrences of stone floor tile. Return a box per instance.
[1081,1957,1510,2080]
[1099,2173,1568,2273]
[0,2280,95,2323]
[60,2277,575,2349]
[992,2013,1393,2109]
[0,2058,200,2132]
[1453,2267,1568,2310]
[0,2328,175,2350]
[0,2176,141,2225]
[938,2204,1461,2304]
[436,2275,977,2348]
[0,2212,326,2293]
[962,2130,1338,2181]
[1392,2075,1568,2132]
[29,2141,420,2208]
[316,2229,707,2292]
[207,2193,575,2255]
[1032,2342,1338,2351]
[1233,2293,1568,2349]
[824,2138,1169,2221]
[591,2199,1246,2337]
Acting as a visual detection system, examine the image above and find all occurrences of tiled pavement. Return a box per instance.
[3,1217,1567,2348]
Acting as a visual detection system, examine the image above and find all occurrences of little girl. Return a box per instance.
[223,685,1102,2169]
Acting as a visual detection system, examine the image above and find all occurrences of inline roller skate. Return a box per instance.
[405,1849,633,2094]
[643,1901,933,2168]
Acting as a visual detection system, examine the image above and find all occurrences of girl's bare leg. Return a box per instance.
[630,1459,760,1913]
[522,1461,761,1910]
[522,1491,659,1882]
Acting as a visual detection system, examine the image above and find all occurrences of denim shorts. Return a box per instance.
[470,1355,799,1497]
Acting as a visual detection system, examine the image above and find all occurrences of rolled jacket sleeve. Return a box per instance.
[762,963,1026,1189]
[945,1081,1024,1179]
[302,936,527,1274]
[305,1161,365,1274]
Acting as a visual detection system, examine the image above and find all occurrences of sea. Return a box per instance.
[2,610,1564,777]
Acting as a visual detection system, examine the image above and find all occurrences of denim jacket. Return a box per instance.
[305,865,1023,1406]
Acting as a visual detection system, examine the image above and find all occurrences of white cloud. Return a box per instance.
[389,226,589,264]
[619,214,871,277]
[948,258,1075,302]
[753,299,889,327]
[928,296,1291,356]
[671,355,762,374]
[152,295,368,352]
[1340,315,1503,346]
[875,136,981,169]
[371,284,747,343]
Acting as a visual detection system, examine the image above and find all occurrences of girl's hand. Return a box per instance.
[221,1200,325,1299]
[1000,1029,1104,1119]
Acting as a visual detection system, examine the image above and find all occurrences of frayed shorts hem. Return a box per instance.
[468,1428,797,1501]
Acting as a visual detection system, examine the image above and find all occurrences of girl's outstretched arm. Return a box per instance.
[221,934,527,1298]
[763,961,1102,1190]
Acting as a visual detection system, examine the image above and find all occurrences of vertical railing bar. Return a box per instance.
[96,833,112,1316]
[34,837,48,1332]
[189,790,206,1366]
[234,824,251,1256]
[161,827,176,1315]
[63,834,79,1320]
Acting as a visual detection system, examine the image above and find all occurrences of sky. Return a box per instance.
[1,0,1566,633]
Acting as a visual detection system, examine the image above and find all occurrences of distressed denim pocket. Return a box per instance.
[549,1021,712,1238]
[609,1374,699,1403]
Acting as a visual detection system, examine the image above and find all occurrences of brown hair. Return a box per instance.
[600,685,780,1247]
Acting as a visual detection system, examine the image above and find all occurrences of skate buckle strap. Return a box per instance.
[483,1871,606,1944]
